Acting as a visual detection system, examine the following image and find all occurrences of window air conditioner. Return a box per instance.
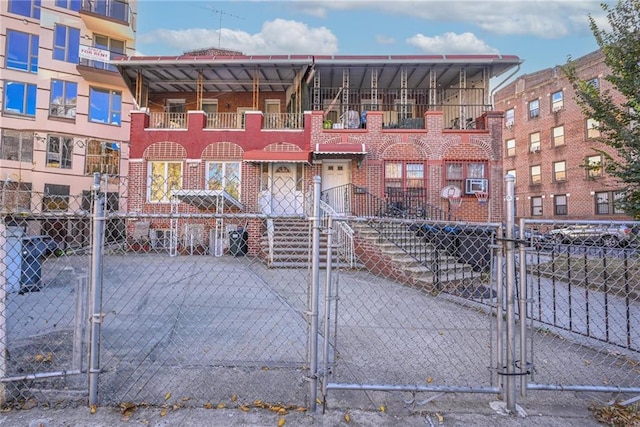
[465,178,488,195]
[530,146,541,153]
[505,120,514,129]
[552,105,563,113]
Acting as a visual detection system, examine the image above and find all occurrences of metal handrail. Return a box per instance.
[320,200,355,268]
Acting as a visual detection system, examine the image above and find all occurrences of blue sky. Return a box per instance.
[135,0,607,78]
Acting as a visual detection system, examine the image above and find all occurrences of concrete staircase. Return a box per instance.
[261,218,340,268]
[351,221,484,290]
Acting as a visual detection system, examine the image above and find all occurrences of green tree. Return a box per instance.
[564,0,640,218]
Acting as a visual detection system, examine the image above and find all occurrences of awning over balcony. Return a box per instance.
[171,189,243,211]
[243,150,311,163]
[314,143,367,155]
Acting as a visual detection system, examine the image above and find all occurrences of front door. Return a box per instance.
[322,161,351,214]
[271,163,301,214]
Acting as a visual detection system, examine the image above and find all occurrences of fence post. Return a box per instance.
[321,213,335,403]
[309,176,321,412]
[88,173,106,406]
[504,173,517,412]
[0,223,7,405]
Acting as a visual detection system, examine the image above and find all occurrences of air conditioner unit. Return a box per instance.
[530,146,541,153]
[505,120,514,129]
[552,105,563,113]
[465,178,488,195]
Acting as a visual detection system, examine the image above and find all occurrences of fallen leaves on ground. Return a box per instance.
[590,403,640,426]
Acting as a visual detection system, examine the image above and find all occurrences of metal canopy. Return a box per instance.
[114,54,522,94]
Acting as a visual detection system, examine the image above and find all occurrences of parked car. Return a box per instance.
[545,224,634,247]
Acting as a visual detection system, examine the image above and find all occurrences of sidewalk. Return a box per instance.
[0,392,606,426]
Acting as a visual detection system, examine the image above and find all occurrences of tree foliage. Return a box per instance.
[563,0,640,218]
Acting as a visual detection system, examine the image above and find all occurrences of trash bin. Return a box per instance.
[228,227,248,257]
[418,224,459,255]
[456,226,495,272]
[20,236,50,293]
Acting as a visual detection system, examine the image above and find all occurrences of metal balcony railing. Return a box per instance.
[81,0,130,23]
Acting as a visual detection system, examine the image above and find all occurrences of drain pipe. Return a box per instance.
[489,63,521,110]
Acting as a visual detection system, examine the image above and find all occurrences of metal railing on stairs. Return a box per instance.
[320,200,356,268]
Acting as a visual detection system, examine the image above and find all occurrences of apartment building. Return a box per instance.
[114,52,521,254]
[494,50,631,221]
[1,0,137,247]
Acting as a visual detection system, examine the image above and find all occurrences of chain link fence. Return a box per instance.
[1,175,639,414]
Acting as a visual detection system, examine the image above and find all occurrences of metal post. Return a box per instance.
[0,222,7,405]
[504,173,517,412]
[321,214,335,402]
[88,173,106,406]
[309,176,322,412]
[518,217,529,397]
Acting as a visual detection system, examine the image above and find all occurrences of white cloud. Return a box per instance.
[138,19,339,55]
[407,32,498,54]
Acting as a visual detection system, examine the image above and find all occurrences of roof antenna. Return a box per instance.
[209,8,245,49]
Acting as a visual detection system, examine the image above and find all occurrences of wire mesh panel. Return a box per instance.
[0,192,92,408]
[96,179,314,408]
[320,219,504,406]
[520,219,640,394]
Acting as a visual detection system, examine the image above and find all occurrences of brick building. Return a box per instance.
[114,53,521,254]
[493,50,631,221]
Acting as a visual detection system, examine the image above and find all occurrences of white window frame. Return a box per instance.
[147,161,183,203]
[206,161,241,200]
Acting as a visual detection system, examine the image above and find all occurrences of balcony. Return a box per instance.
[144,112,306,130]
[149,112,188,129]
[79,0,135,41]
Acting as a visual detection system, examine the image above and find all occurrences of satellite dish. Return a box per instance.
[441,185,461,199]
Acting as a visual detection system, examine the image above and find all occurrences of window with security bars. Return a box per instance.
[595,191,625,215]
[0,181,32,212]
[43,183,70,211]
[206,161,241,200]
[554,194,567,215]
[444,161,485,192]
[148,161,182,202]
[1,130,33,162]
[85,140,120,175]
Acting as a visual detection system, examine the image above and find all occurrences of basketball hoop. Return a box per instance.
[448,196,463,210]
[475,191,489,205]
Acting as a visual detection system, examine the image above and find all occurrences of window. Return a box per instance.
[553,161,566,182]
[50,79,77,119]
[445,161,486,192]
[85,0,129,21]
[206,161,241,200]
[586,118,600,139]
[586,155,603,178]
[3,81,37,117]
[43,184,70,211]
[0,181,32,212]
[587,77,599,90]
[6,30,39,73]
[531,196,543,216]
[528,99,540,119]
[529,132,541,152]
[86,34,125,71]
[89,87,121,125]
[505,108,514,127]
[55,0,81,10]
[46,135,73,169]
[552,125,565,147]
[506,169,516,184]
[595,191,625,215]
[506,138,515,157]
[8,0,41,19]
[85,140,120,175]
[553,194,567,215]
[202,101,218,114]
[385,162,426,192]
[148,162,182,202]
[551,90,563,112]
[530,165,541,184]
[1,130,33,162]
[53,24,80,63]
